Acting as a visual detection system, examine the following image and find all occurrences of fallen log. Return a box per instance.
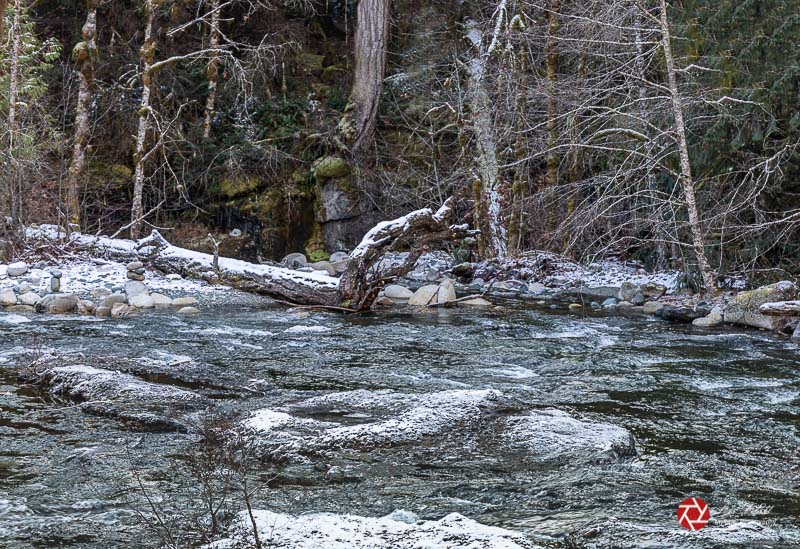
[32,199,476,311]
[759,301,800,316]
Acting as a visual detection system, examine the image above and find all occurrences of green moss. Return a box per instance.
[308,249,330,262]
[297,52,325,76]
[312,156,349,180]
[219,176,262,198]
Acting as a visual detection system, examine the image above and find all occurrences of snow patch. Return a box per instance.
[503,409,634,458]
[207,509,538,549]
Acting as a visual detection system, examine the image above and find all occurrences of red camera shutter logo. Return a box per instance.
[677,497,710,530]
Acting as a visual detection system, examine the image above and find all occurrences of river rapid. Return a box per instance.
[1,298,799,547]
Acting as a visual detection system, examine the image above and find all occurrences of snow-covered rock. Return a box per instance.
[243,389,503,457]
[207,509,539,549]
[24,364,207,431]
[502,409,635,460]
[0,289,16,306]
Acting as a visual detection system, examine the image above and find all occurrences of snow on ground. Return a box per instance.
[207,509,540,549]
[480,252,683,293]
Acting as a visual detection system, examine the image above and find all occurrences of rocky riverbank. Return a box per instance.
[3,232,799,341]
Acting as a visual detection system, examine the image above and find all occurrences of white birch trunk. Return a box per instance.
[659,0,715,291]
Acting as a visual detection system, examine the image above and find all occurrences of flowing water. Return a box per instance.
[1,299,799,547]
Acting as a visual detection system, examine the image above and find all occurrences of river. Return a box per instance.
[1,299,798,547]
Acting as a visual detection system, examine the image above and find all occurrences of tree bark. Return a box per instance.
[659,0,715,291]
[544,0,560,189]
[130,0,157,240]
[466,13,507,259]
[66,0,99,230]
[339,0,390,155]
[202,0,220,139]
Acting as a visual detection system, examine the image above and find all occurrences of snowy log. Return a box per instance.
[759,301,800,316]
[31,199,476,310]
[340,198,478,310]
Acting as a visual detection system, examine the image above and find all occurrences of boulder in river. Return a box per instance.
[77,300,96,315]
[437,279,456,304]
[656,306,710,323]
[111,303,131,318]
[99,293,127,309]
[642,301,663,314]
[129,294,155,309]
[502,409,635,462]
[384,284,413,301]
[150,293,173,308]
[172,296,198,307]
[23,364,207,431]
[724,281,798,331]
[692,315,722,327]
[178,306,200,315]
[459,297,493,307]
[408,285,439,306]
[36,293,79,314]
[18,292,40,306]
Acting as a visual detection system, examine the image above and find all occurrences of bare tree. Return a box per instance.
[656,0,715,290]
[66,0,100,230]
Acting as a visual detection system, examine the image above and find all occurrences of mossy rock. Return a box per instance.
[321,65,348,85]
[312,156,350,180]
[219,176,263,198]
[307,249,330,262]
[297,52,325,76]
[89,163,132,187]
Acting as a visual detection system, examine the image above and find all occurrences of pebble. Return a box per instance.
[126,261,144,271]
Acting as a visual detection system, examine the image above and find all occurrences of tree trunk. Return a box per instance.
[59,200,474,311]
[465,15,507,259]
[202,0,220,139]
[4,0,21,223]
[659,0,715,291]
[339,0,389,155]
[131,0,156,240]
[544,0,560,189]
[66,0,99,230]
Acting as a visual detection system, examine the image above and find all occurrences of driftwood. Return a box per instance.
[759,301,800,316]
[55,199,477,311]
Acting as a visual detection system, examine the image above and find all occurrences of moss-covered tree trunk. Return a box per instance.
[202,0,220,139]
[130,0,157,239]
[544,0,560,189]
[66,0,99,229]
[339,0,390,155]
